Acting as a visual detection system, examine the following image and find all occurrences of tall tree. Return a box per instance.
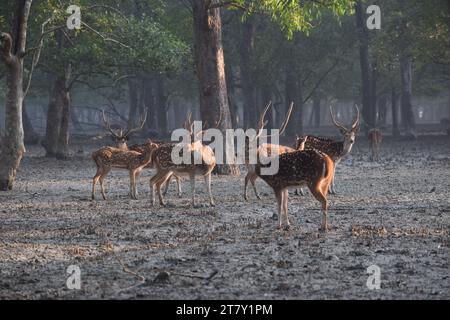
[191,0,239,175]
[0,0,33,190]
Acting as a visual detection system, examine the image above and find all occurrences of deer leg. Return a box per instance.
[162,173,172,196]
[329,170,336,195]
[275,189,283,229]
[204,173,214,207]
[156,177,167,206]
[310,184,330,232]
[129,170,137,200]
[190,173,196,207]
[92,168,102,200]
[250,173,261,200]
[99,167,110,200]
[150,173,161,206]
[133,169,142,199]
[244,172,250,201]
[175,174,182,197]
[281,189,290,230]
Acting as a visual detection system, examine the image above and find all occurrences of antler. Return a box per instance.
[255,101,272,139]
[258,102,294,139]
[278,102,294,136]
[124,111,147,137]
[102,110,121,138]
[329,105,348,133]
[352,104,360,130]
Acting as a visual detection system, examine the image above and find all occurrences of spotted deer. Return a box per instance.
[91,141,158,200]
[368,128,382,162]
[129,140,182,197]
[296,104,360,195]
[102,110,147,150]
[102,110,182,196]
[149,112,218,207]
[256,149,335,231]
[244,101,295,201]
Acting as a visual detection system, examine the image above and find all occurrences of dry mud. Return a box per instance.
[0,135,449,299]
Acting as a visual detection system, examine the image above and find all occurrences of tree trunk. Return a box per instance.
[225,63,239,128]
[0,0,32,190]
[400,47,416,136]
[285,65,303,136]
[239,16,257,129]
[295,75,304,136]
[391,87,400,138]
[55,88,70,159]
[313,95,321,128]
[192,0,240,175]
[44,76,65,157]
[23,101,39,144]
[143,77,156,134]
[128,79,138,128]
[378,94,388,127]
[0,52,25,190]
[156,76,168,136]
[355,1,375,129]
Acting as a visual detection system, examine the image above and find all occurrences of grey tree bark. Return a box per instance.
[0,0,32,190]
[192,0,240,175]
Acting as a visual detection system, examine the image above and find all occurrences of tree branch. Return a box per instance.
[81,21,131,49]
[23,17,54,99]
[208,1,246,10]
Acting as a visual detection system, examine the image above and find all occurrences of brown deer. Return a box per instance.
[91,141,158,200]
[368,128,382,161]
[256,149,335,231]
[295,104,360,195]
[129,139,182,197]
[244,101,295,201]
[102,110,147,150]
[149,112,218,207]
[103,110,182,196]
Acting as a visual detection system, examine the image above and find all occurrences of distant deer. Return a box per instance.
[91,141,159,200]
[256,149,335,231]
[295,104,360,195]
[102,110,147,150]
[149,112,218,207]
[243,101,295,200]
[368,128,382,161]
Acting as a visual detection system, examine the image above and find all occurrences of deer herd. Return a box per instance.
[92,102,372,231]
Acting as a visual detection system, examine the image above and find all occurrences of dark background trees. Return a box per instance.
[0,0,449,189]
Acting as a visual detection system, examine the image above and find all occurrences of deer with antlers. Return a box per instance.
[295,104,360,195]
[255,147,335,231]
[102,110,183,196]
[243,101,295,200]
[149,112,219,207]
[368,128,382,162]
[102,110,148,150]
[91,141,159,200]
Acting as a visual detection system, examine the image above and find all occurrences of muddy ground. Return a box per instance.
[0,135,449,299]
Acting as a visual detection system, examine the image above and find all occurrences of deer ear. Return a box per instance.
[339,128,347,135]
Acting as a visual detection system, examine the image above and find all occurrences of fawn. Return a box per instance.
[368,128,382,162]
[91,141,158,200]
[244,101,295,200]
[295,104,360,195]
[256,149,335,231]
[149,112,217,207]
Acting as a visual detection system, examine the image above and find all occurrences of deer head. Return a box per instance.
[330,104,360,153]
[102,110,147,150]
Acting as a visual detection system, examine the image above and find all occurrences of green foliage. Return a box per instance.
[233,0,356,38]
